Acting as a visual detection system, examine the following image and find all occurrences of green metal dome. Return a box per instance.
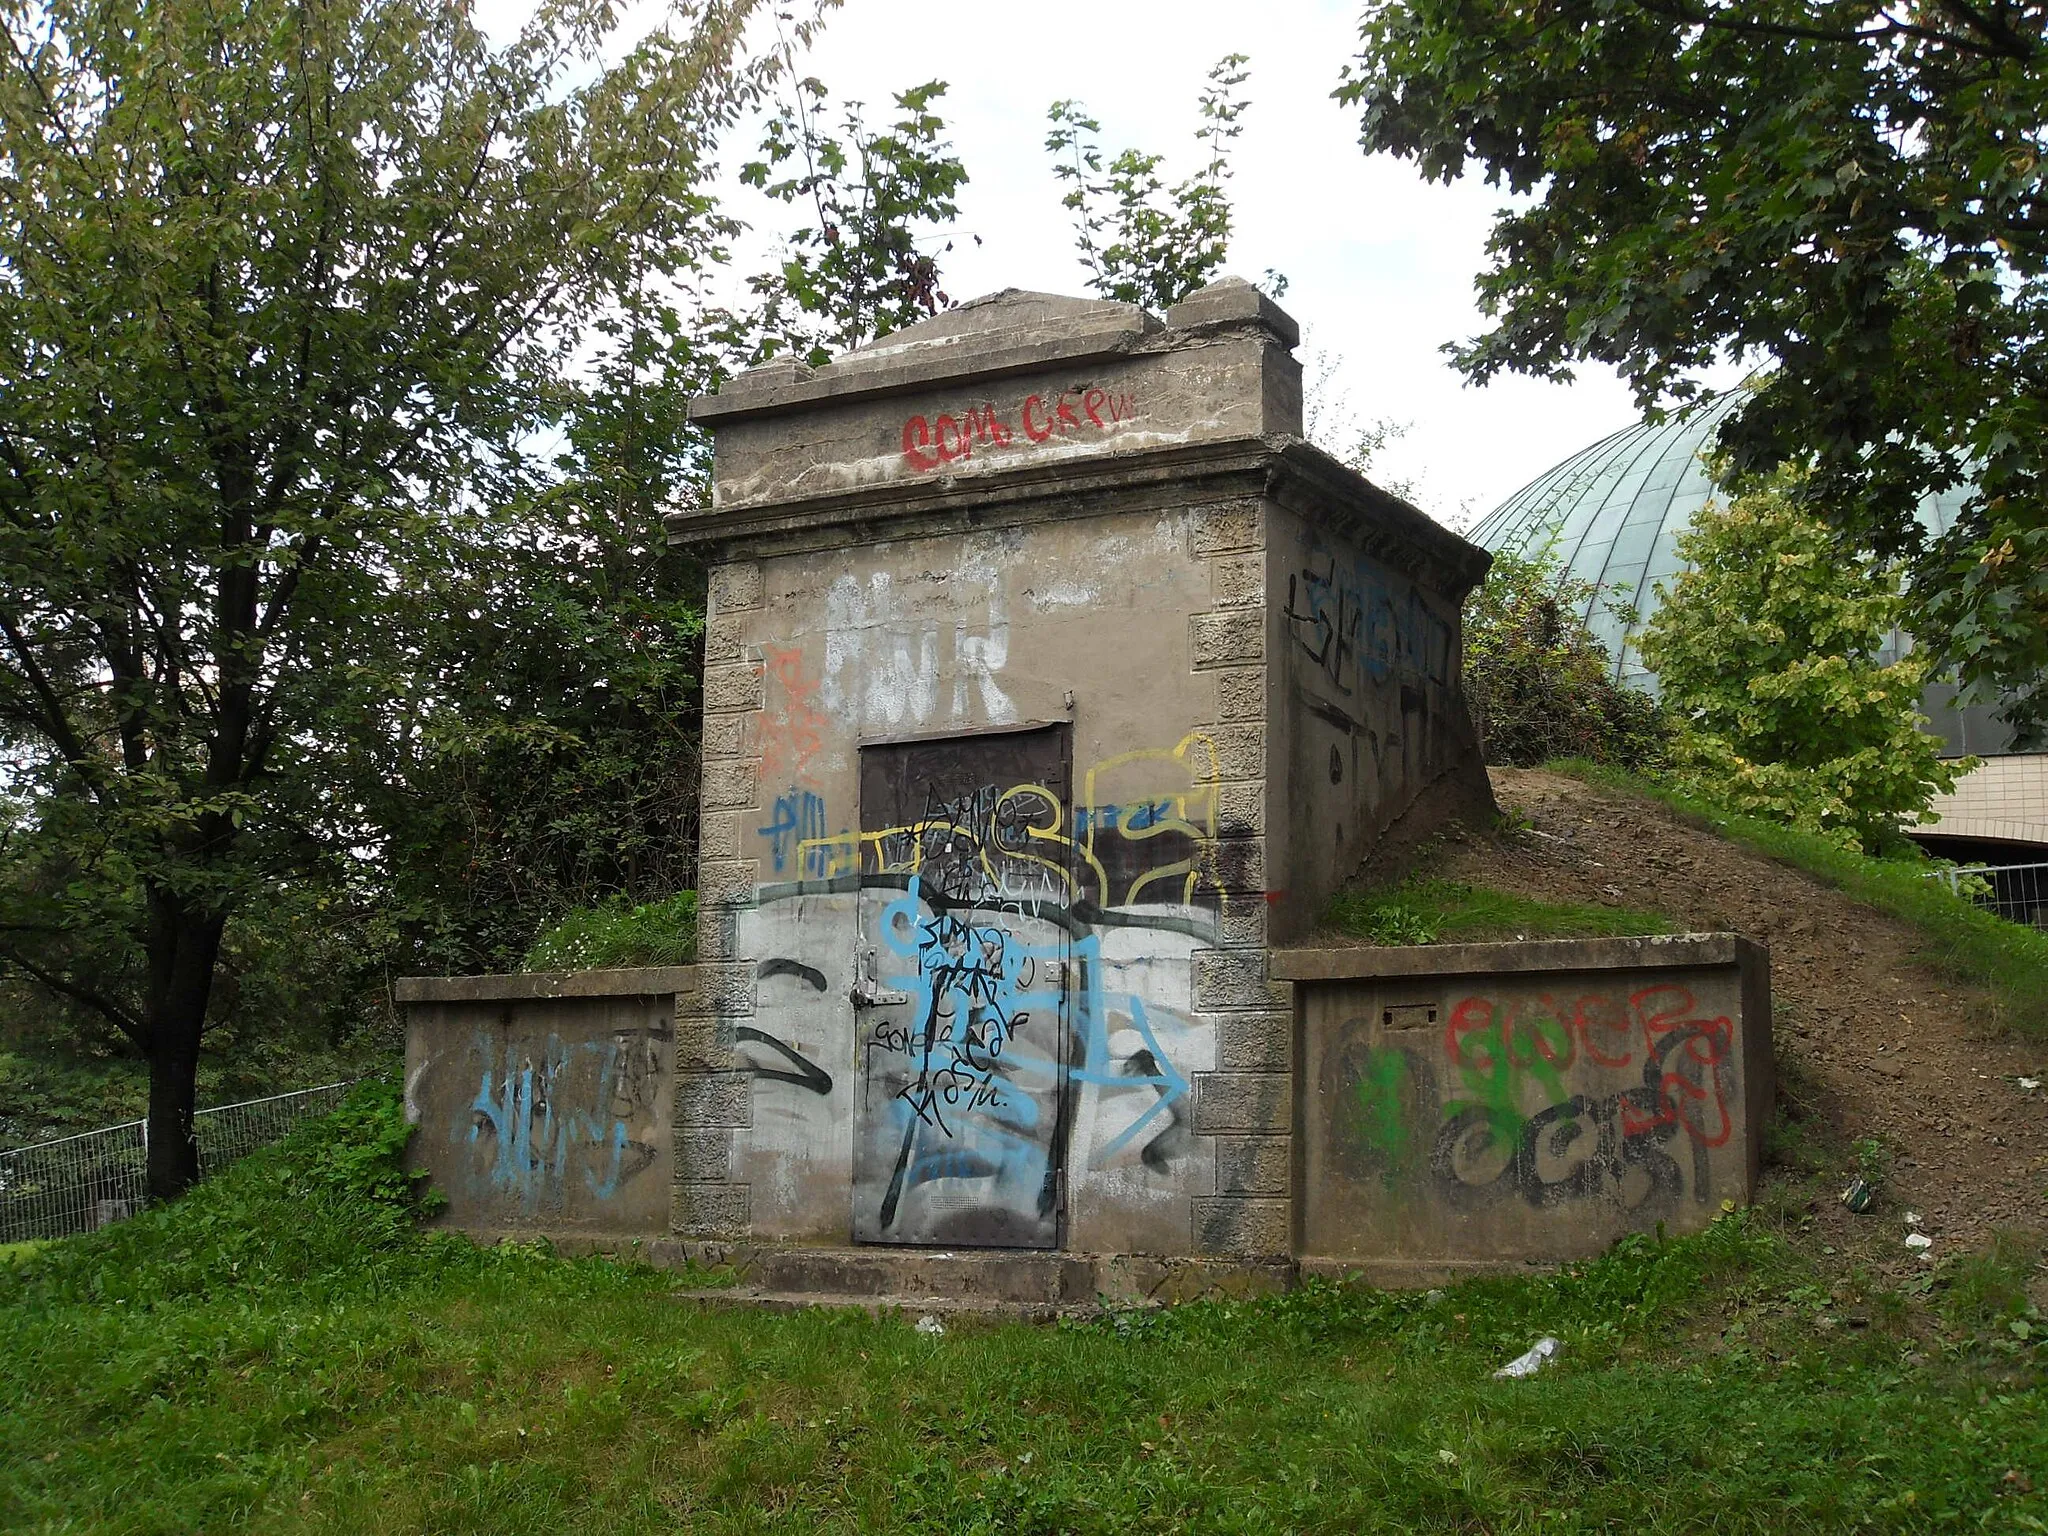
[1466,389,2003,751]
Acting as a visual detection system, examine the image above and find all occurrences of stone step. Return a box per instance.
[740,1246,1097,1306]
[671,1287,1097,1323]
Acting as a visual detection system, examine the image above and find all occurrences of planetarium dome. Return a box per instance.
[1468,388,2047,863]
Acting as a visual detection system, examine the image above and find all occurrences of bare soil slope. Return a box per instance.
[1423,768,2047,1256]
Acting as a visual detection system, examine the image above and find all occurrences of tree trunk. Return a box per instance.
[143,891,226,1202]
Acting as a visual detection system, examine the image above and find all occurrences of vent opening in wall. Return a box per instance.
[1382,1003,1437,1030]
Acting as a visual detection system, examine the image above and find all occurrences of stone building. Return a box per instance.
[661,279,1494,1260]
[398,280,1775,1293]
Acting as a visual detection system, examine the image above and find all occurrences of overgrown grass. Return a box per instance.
[1327,876,1673,946]
[1548,757,2048,1038]
[3,1087,2044,1531]
[522,889,697,972]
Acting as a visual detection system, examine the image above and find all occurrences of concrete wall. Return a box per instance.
[1266,495,1489,945]
[1276,936,1771,1277]
[682,500,1270,1254]
[397,970,684,1237]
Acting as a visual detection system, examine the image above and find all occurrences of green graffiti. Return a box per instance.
[1349,1046,1417,1186]
[1445,1001,1575,1152]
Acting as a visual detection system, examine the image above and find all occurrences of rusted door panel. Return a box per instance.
[851,727,1072,1248]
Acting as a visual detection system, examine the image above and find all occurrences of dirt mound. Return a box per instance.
[1422,768,2047,1258]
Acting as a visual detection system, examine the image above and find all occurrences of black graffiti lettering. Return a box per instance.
[734,1026,833,1096]
[1430,1025,1710,1214]
[756,957,827,990]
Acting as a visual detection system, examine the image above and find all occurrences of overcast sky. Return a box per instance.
[522,0,1746,526]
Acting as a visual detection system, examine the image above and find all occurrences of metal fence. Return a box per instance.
[1926,862,2048,929]
[0,1080,356,1245]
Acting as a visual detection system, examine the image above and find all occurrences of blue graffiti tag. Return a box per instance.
[465,1032,649,1207]
[758,788,830,876]
[873,877,1192,1176]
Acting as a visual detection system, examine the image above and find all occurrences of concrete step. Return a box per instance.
[741,1246,1097,1306]
[671,1287,1100,1323]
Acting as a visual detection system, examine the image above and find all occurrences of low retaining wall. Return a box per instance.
[396,968,689,1238]
[394,935,1770,1292]
[1274,935,1770,1280]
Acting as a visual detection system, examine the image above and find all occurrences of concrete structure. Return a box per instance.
[662,280,1495,1263]
[1275,935,1771,1282]
[397,969,685,1237]
[392,285,1777,1298]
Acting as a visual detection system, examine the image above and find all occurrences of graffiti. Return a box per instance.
[720,728,1233,1248]
[788,732,1224,914]
[465,1029,662,1209]
[856,871,1201,1235]
[758,645,825,784]
[901,387,1137,472]
[1284,548,1454,697]
[760,788,829,877]
[734,1025,833,1096]
[822,573,1015,733]
[1330,984,1736,1217]
[1075,799,1180,834]
[1334,1042,1428,1190]
[1442,987,1734,1153]
[1430,1022,1723,1213]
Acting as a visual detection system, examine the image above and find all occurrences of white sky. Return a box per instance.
[759,0,1747,527]
[496,0,1746,526]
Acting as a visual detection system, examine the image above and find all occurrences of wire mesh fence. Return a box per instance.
[0,1080,357,1245]
[1926,863,2048,929]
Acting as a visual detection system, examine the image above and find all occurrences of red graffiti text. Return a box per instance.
[901,388,1137,472]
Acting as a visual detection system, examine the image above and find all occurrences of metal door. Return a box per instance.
[850,726,1072,1247]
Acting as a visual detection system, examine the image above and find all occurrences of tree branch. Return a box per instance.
[1628,0,2035,59]
[0,610,107,799]
[0,948,147,1046]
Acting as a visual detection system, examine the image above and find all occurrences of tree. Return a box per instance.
[0,0,783,1197]
[1340,1,2048,740]
[363,61,976,979]
[1639,469,1967,849]
[1462,549,1666,769]
[741,72,970,366]
[1046,54,1255,311]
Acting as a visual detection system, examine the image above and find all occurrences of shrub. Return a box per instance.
[1639,468,1969,851]
[0,1078,438,1309]
[1463,549,1667,768]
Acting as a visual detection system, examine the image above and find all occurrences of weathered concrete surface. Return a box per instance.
[1276,935,1771,1272]
[667,278,1493,1264]
[400,970,685,1236]
[690,284,1302,513]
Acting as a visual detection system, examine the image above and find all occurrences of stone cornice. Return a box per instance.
[665,434,1490,594]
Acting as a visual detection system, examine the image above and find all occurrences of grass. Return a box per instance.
[1547,757,2048,1039]
[1326,876,1673,946]
[522,889,697,972]
[3,1086,2045,1532]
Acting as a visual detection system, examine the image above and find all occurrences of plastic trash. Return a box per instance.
[1493,1336,1561,1379]
[1840,1177,1877,1213]
[915,1314,946,1336]
[2020,1077,2041,1091]
[1904,1232,1934,1252]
